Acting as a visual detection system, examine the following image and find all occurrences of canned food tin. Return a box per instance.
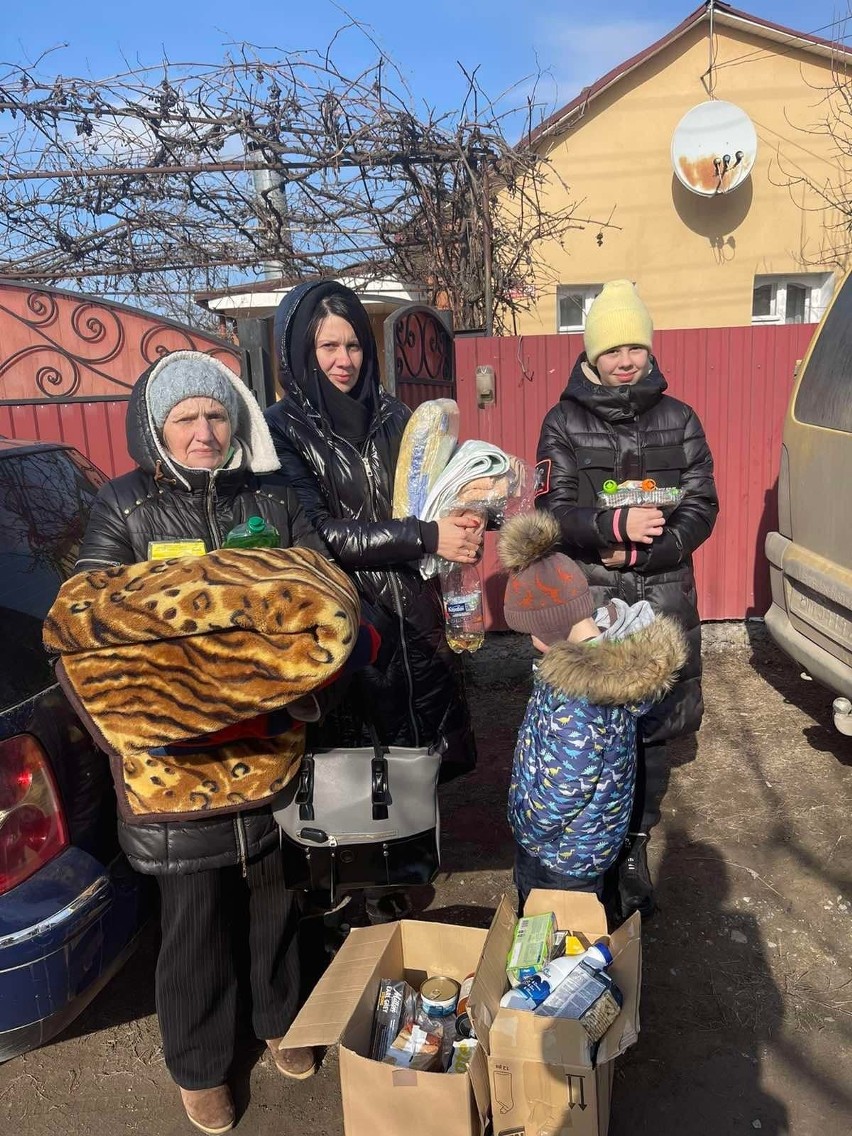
[420,976,460,1017]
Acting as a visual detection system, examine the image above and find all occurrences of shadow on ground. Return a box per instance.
[611,829,790,1134]
[2,633,851,1136]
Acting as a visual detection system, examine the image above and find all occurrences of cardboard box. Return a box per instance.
[281,919,491,1136]
[468,890,642,1136]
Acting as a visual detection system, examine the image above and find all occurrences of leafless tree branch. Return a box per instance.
[0,28,615,330]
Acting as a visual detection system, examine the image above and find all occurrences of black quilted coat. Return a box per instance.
[535,355,718,741]
[266,282,476,778]
[76,362,326,875]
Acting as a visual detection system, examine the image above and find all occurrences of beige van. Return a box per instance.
[765,270,852,733]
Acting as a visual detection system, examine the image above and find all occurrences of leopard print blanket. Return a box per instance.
[43,547,360,823]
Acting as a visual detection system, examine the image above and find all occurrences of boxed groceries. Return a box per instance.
[280,919,490,1136]
[468,890,642,1136]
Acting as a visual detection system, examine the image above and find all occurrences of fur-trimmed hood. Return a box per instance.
[537,614,688,705]
[126,351,279,488]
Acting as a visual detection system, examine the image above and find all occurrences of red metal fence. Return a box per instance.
[0,280,817,623]
[454,324,817,625]
[0,281,240,477]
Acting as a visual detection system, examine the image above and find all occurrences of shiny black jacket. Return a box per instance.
[266,281,476,777]
[76,360,326,875]
[536,355,718,741]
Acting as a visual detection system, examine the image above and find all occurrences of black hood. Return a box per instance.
[560,353,668,424]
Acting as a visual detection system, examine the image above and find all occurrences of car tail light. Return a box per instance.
[0,735,68,895]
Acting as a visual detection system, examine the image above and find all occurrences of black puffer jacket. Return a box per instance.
[265,282,476,777]
[76,357,327,875]
[535,355,718,741]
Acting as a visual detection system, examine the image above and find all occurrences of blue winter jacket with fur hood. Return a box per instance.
[509,607,686,880]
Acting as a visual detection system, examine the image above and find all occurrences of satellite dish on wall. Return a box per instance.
[671,101,757,196]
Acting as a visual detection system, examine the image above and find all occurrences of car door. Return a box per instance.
[769,273,852,690]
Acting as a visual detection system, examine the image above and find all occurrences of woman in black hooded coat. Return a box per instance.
[265,282,480,786]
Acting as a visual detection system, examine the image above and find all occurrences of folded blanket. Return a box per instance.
[43,547,361,822]
[419,441,523,578]
[393,398,460,519]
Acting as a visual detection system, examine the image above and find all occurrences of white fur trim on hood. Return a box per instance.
[145,351,280,479]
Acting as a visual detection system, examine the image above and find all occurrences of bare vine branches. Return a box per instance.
[769,45,852,268]
[0,31,606,330]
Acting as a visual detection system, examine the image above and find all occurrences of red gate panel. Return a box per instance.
[0,281,241,478]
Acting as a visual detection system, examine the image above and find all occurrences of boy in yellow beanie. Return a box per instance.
[582,279,654,372]
[534,279,718,919]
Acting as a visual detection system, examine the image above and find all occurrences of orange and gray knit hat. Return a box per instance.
[498,511,594,644]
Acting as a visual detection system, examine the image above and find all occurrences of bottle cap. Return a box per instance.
[591,943,613,966]
[641,478,657,491]
[602,480,618,494]
[247,516,265,533]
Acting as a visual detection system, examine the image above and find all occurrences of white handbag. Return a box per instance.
[273,731,441,902]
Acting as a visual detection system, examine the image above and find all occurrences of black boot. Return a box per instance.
[364,889,412,925]
[617,832,655,919]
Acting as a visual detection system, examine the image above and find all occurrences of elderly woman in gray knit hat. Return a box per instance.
[77,351,327,1134]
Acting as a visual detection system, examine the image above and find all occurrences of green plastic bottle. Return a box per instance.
[222,515,280,549]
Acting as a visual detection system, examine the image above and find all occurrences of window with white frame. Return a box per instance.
[556,285,602,332]
[751,273,834,325]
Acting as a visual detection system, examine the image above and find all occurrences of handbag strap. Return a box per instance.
[298,724,390,821]
[371,754,389,822]
[366,721,390,821]
[295,755,315,822]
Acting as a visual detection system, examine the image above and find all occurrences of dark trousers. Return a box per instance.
[514,843,603,915]
[156,847,301,1089]
[630,739,668,833]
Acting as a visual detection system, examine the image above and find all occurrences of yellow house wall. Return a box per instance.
[512,23,848,334]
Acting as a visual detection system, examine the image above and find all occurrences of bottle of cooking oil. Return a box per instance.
[440,563,485,653]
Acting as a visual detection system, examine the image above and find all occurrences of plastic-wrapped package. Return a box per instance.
[392,399,460,519]
[447,1037,478,1074]
[420,446,529,579]
[595,479,683,513]
[488,456,533,528]
[382,1005,444,1072]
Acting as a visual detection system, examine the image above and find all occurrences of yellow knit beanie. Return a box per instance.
[583,280,653,364]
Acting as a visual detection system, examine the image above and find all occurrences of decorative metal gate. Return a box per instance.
[0,281,241,477]
[382,303,455,408]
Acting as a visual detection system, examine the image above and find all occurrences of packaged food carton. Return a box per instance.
[281,919,491,1136]
[506,911,557,987]
[468,890,642,1136]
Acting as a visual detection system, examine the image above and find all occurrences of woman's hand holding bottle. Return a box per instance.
[436,513,484,563]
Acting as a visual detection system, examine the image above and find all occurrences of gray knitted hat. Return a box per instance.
[147,353,240,430]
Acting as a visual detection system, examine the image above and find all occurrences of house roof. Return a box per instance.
[194,260,395,305]
[195,269,426,318]
[527,2,852,147]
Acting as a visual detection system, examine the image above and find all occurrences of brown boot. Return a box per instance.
[179,1085,235,1135]
[265,1039,316,1080]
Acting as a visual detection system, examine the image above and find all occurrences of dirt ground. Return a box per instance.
[1,626,850,1136]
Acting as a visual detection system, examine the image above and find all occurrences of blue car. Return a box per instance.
[0,438,148,1061]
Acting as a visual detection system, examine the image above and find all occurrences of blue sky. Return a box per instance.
[1,1,846,125]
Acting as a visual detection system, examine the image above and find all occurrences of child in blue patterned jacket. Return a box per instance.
[498,510,687,912]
